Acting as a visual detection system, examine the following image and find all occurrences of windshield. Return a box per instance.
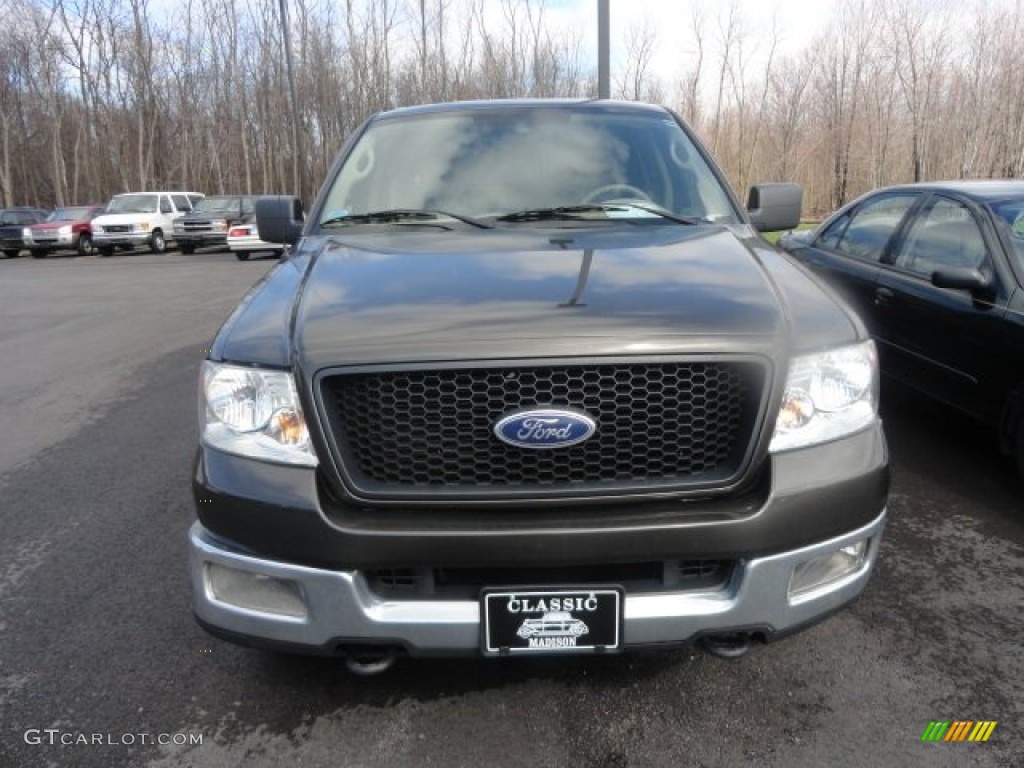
[47,207,95,222]
[194,197,237,214]
[991,198,1024,276]
[319,106,739,225]
[107,194,158,214]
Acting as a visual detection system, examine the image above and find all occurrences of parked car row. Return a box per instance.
[1,192,286,260]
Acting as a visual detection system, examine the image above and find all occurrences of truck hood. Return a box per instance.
[292,226,790,368]
[93,213,157,226]
[32,220,87,231]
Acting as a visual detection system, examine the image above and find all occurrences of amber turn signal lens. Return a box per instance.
[274,410,307,445]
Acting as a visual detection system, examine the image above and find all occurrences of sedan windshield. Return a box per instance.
[107,194,158,214]
[319,106,739,226]
[47,207,95,222]
[991,198,1024,276]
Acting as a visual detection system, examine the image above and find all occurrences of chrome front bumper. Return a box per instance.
[189,510,886,655]
[28,233,74,246]
[93,232,151,246]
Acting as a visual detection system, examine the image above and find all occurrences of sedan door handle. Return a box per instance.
[874,286,895,305]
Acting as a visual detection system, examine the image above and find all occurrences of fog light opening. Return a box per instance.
[206,563,308,619]
[788,538,869,599]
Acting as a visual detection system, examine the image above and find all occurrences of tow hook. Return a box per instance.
[699,633,752,659]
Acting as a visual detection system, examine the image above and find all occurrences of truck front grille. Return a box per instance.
[181,220,217,232]
[318,359,767,501]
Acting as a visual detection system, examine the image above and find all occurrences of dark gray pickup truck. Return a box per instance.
[190,100,889,672]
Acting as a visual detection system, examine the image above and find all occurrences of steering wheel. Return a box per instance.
[582,184,653,204]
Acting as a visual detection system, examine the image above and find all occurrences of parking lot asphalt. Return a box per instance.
[0,250,1021,768]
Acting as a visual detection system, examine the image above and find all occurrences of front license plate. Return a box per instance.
[482,587,623,656]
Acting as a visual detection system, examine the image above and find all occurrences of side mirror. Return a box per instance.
[747,183,802,232]
[778,230,813,251]
[931,267,993,295]
[255,195,304,246]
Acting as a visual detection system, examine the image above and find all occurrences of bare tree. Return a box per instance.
[883,0,950,181]
[616,19,659,102]
[676,4,707,127]
[709,0,744,155]
[816,0,876,208]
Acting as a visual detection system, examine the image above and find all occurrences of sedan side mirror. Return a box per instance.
[255,195,304,246]
[931,267,993,295]
[747,183,803,233]
[778,230,813,251]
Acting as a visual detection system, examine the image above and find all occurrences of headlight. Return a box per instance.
[58,225,72,236]
[200,362,317,466]
[138,221,151,231]
[23,228,33,243]
[769,340,878,452]
[212,219,228,232]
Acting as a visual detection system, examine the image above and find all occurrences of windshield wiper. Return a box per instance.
[320,208,492,229]
[495,205,613,222]
[607,202,707,225]
[495,204,704,225]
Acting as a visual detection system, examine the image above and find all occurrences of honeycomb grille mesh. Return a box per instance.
[320,361,764,496]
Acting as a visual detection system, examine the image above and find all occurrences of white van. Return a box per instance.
[92,192,204,256]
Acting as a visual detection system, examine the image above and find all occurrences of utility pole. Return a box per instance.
[420,0,428,95]
[278,0,304,200]
[598,0,610,99]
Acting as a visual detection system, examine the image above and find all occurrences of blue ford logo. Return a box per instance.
[493,408,597,449]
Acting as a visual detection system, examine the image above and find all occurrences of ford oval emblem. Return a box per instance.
[493,408,597,449]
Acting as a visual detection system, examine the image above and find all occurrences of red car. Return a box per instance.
[26,204,107,258]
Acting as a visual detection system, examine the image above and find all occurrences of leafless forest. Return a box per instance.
[2,0,1022,215]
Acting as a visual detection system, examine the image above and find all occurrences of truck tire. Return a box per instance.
[180,244,196,255]
[150,230,166,254]
[3,249,20,258]
[98,246,114,257]
[235,252,250,261]
[31,249,48,259]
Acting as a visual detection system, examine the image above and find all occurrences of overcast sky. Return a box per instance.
[531,0,841,87]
